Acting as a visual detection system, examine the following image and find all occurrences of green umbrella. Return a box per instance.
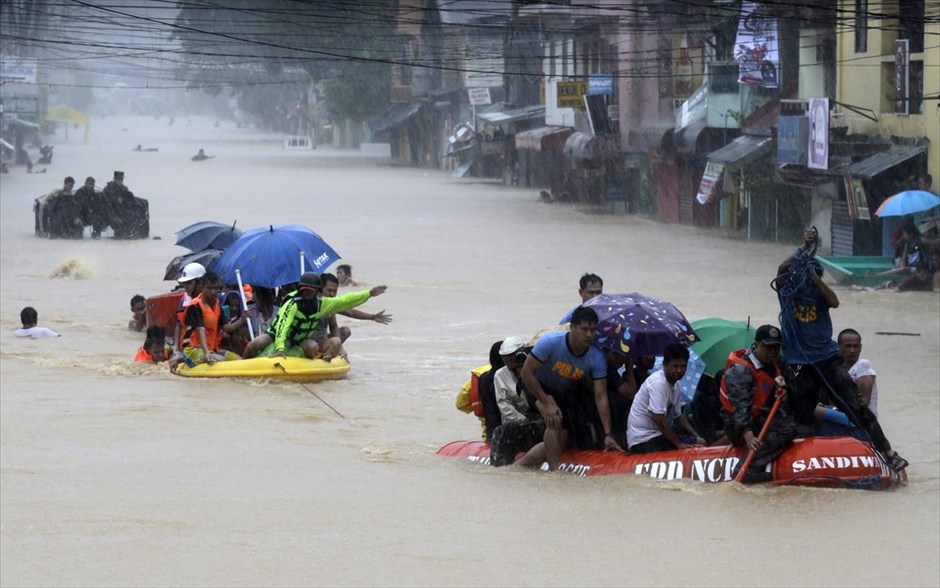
[691,317,757,377]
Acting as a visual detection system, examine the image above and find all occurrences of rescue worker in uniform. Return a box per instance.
[241,272,387,360]
[74,176,105,239]
[102,170,148,239]
[45,176,83,238]
[720,324,812,484]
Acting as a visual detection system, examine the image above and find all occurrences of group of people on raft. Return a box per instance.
[133,262,389,369]
[36,172,149,239]
[457,231,909,481]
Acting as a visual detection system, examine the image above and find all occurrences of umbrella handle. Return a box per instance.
[235,269,254,337]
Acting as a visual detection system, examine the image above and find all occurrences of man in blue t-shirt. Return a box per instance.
[516,306,622,471]
[776,230,907,472]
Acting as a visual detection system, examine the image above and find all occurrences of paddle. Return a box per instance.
[274,361,347,420]
[734,375,787,483]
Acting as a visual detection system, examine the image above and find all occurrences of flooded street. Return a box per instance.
[1,116,938,587]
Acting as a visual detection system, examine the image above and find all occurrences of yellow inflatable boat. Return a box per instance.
[175,356,351,382]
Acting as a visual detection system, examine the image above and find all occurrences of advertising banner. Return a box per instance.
[734,2,779,88]
[808,97,829,170]
[588,74,614,96]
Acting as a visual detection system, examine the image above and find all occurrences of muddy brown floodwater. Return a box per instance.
[1,116,938,587]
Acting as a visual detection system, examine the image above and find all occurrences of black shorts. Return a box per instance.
[545,383,602,450]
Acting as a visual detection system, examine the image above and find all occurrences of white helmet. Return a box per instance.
[178,262,206,283]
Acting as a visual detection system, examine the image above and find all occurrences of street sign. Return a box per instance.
[468,87,492,106]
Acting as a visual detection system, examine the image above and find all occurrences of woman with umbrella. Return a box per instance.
[879,223,935,291]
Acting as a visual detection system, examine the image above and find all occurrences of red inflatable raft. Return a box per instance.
[437,436,906,490]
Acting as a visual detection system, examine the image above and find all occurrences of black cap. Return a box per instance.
[298,272,321,290]
[755,324,784,346]
[114,171,124,179]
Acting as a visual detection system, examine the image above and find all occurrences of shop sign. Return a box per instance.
[468,87,492,106]
[588,74,614,96]
[556,80,588,110]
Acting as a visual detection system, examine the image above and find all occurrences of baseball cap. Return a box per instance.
[755,324,784,346]
[298,272,321,291]
[499,336,526,356]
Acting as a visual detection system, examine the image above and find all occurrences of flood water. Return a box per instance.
[1,116,938,587]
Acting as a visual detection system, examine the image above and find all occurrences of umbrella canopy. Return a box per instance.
[175,221,243,252]
[690,317,757,377]
[213,224,340,288]
[583,293,698,357]
[874,190,940,218]
[164,248,224,281]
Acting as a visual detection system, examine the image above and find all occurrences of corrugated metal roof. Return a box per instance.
[849,146,927,179]
[477,104,545,125]
[706,135,773,168]
[438,2,512,24]
[370,102,423,132]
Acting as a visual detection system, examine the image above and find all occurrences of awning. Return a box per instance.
[9,117,39,130]
[706,134,773,169]
[849,146,927,179]
[674,120,708,154]
[515,126,573,151]
[46,104,89,125]
[371,103,422,132]
[477,104,545,125]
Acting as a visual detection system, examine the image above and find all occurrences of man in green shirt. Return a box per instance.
[242,272,387,360]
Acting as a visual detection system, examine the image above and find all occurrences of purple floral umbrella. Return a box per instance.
[583,292,699,357]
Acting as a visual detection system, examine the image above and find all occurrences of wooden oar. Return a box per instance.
[734,379,786,483]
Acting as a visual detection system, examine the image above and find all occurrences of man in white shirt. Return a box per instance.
[627,343,704,453]
[493,336,529,424]
[838,328,878,416]
[14,307,59,339]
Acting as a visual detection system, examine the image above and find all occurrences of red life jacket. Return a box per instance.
[719,349,780,418]
[184,295,222,351]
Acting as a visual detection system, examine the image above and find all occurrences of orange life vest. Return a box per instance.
[134,345,169,363]
[719,349,780,418]
[184,295,222,351]
[468,365,490,417]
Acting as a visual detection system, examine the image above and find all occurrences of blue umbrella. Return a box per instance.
[874,190,940,217]
[176,220,243,252]
[214,224,340,288]
[583,292,699,357]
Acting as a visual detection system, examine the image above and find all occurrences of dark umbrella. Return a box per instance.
[175,220,242,252]
[583,292,699,357]
[213,224,341,288]
[164,248,224,281]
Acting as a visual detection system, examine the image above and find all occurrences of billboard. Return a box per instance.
[734,2,779,88]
